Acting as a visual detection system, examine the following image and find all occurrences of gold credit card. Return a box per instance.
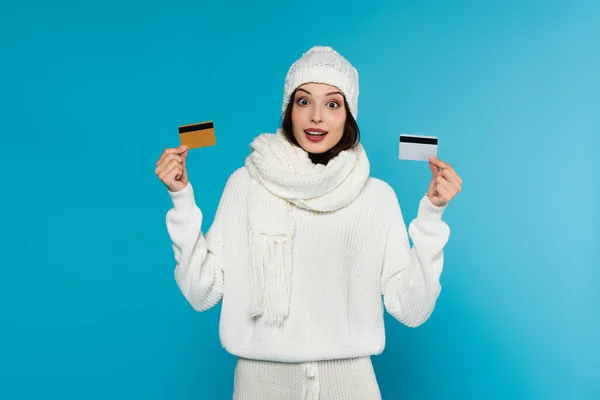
[178,121,216,149]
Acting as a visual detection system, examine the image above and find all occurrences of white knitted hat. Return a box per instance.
[282,46,359,119]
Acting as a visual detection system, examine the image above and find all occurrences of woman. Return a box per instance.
[155,46,462,399]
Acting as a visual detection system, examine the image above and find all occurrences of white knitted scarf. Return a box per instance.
[244,129,370,326]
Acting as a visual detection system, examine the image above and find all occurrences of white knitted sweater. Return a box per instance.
[166,166,450,363]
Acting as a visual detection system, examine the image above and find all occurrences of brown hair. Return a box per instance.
[279,89,361,165]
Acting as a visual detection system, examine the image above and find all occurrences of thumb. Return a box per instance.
[181,148,188,164]
[429,160,439,177]
[180,147,188,180]
[179,145,188,163]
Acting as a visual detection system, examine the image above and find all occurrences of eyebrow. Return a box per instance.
[296,88,343,97]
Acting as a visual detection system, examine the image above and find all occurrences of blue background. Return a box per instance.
[1,0,598,398]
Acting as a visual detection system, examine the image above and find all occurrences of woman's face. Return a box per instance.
[291,83,346,154]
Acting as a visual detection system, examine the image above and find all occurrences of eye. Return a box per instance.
[327,101,340,109]
[296,97,309,106]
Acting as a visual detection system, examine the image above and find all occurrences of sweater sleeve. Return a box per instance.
[166,179,229,312]
[381,189,450,327]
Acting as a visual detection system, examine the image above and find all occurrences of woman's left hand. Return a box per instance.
[427,156,462,207]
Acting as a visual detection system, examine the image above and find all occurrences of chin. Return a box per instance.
[302,142,331,154]
[294,132,341,154]
[296,140,334,154]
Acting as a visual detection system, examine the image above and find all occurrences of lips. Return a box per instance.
[305,129,328,142]
[304,129,328,136]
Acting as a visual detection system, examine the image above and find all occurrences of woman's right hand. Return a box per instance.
[155,145,189,192]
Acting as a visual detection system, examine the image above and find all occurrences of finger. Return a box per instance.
[440,169,463,189]
[429,156,448,168]
[443,167,462,186]
[156,146,186,167]
[155,157,182,178]
[158,160,180,179]
[156,148,176,168]
[436,184,452,203]
[155,154,183,176]
[181,149,188,166]
[429,160,439,176]
[160,146,186,166]
[430,156,454,173]
[434,165,461,188]
[162,164,182,182]
[168,165,183,181]
[436,176,459,197]
[159,162,183,183]
[436,175,459,192]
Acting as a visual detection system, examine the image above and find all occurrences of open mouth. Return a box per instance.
[305,130,328,136]
[304,130,328,140]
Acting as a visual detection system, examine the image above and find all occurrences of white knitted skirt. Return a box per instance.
[232,356,382,400]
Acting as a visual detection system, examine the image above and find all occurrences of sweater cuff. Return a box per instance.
[417,193,447,221]
[168,181,196,211]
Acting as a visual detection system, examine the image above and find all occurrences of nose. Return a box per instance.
[310,107,323,123]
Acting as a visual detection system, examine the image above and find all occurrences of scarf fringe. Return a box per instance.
[245,130,370,327]
[249,233,293,326]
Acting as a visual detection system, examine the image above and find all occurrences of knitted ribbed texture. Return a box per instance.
[244,129,370,326]
[282,46,359,119]
[165,166,450,362]
[232,356,381,399]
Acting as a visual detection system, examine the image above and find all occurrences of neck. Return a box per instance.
[308,151,332,165]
